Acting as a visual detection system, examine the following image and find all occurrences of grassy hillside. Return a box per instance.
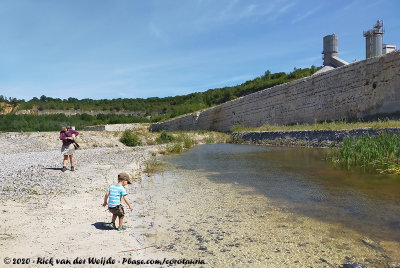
[3,67,318,113]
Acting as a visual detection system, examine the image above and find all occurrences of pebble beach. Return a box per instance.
[0,130,400,267]
[0,131,160,263]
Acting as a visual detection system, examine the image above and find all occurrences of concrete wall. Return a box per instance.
[151,51,400,132]
[84,123,149,132]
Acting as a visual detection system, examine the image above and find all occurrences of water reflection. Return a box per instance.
[166,144,400,242]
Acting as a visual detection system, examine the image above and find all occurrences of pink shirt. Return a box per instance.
[60,129,79,146]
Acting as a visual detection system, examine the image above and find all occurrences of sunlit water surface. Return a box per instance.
[166,144,400,242]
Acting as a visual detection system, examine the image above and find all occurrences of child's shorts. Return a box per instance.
[108,205,125,218]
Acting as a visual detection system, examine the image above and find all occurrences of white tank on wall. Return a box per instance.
[383,44,396,54]
[363,20,384,59]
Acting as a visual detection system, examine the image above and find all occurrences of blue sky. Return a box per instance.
[0,0,399,100]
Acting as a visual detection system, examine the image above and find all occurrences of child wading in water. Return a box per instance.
[103,173,133,231]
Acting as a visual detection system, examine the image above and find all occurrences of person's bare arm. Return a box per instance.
[66,130,78,140]
[102,192,109,207]
[123,196,133,211]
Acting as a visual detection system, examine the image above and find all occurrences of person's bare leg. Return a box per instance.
[63,155,68,167]
[112,215,117,225]
[69,155,74,167]
[119,216,124,228]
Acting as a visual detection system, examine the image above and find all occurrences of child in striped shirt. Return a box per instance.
[102,173,133,231]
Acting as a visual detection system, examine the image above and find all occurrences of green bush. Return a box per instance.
[144,158,164,175]
[183,135,196,149]
[174,133,196,148]
[156,131,175,144]
[120,130,142,147]
[166,143,182,154]
[205,136,215,144]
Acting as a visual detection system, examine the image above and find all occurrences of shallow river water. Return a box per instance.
[135,144,400,267]
[168,144,400,243]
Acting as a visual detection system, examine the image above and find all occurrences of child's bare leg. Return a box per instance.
[119,216,124,227]
[112,214,117,224]
[63,155,68,166]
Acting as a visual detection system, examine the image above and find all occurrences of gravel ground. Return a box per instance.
[0,131,164,262]
[0,146,156,201]
[2,130,399,267]
[0,130,157,202]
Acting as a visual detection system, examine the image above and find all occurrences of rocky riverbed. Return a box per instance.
[1,130,400,267]
[131,162,400,267]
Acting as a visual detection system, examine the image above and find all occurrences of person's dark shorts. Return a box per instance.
[108,205,125,218]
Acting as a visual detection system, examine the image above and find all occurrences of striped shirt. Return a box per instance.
[108,184,127,208]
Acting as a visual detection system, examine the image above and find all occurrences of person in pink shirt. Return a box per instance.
[59,123,79,172]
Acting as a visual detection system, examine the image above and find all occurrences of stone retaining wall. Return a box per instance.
[231,128,400,147]
[151,51,400,132]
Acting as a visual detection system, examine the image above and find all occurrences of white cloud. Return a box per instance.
[291,5,321,24]
[341,0,361,11]
[194,0,296,30]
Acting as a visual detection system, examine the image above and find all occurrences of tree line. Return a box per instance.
[0,66,320,131]
[0,114,149,132]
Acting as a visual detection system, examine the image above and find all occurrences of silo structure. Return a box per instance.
[323,34,338,66]
[320,34,347,70]
[363,20,384,58]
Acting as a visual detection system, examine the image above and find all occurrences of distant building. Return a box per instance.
[363,20,384,59]
[383,44,396,54]
[313,20,397,76]
[315,34,348,75]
